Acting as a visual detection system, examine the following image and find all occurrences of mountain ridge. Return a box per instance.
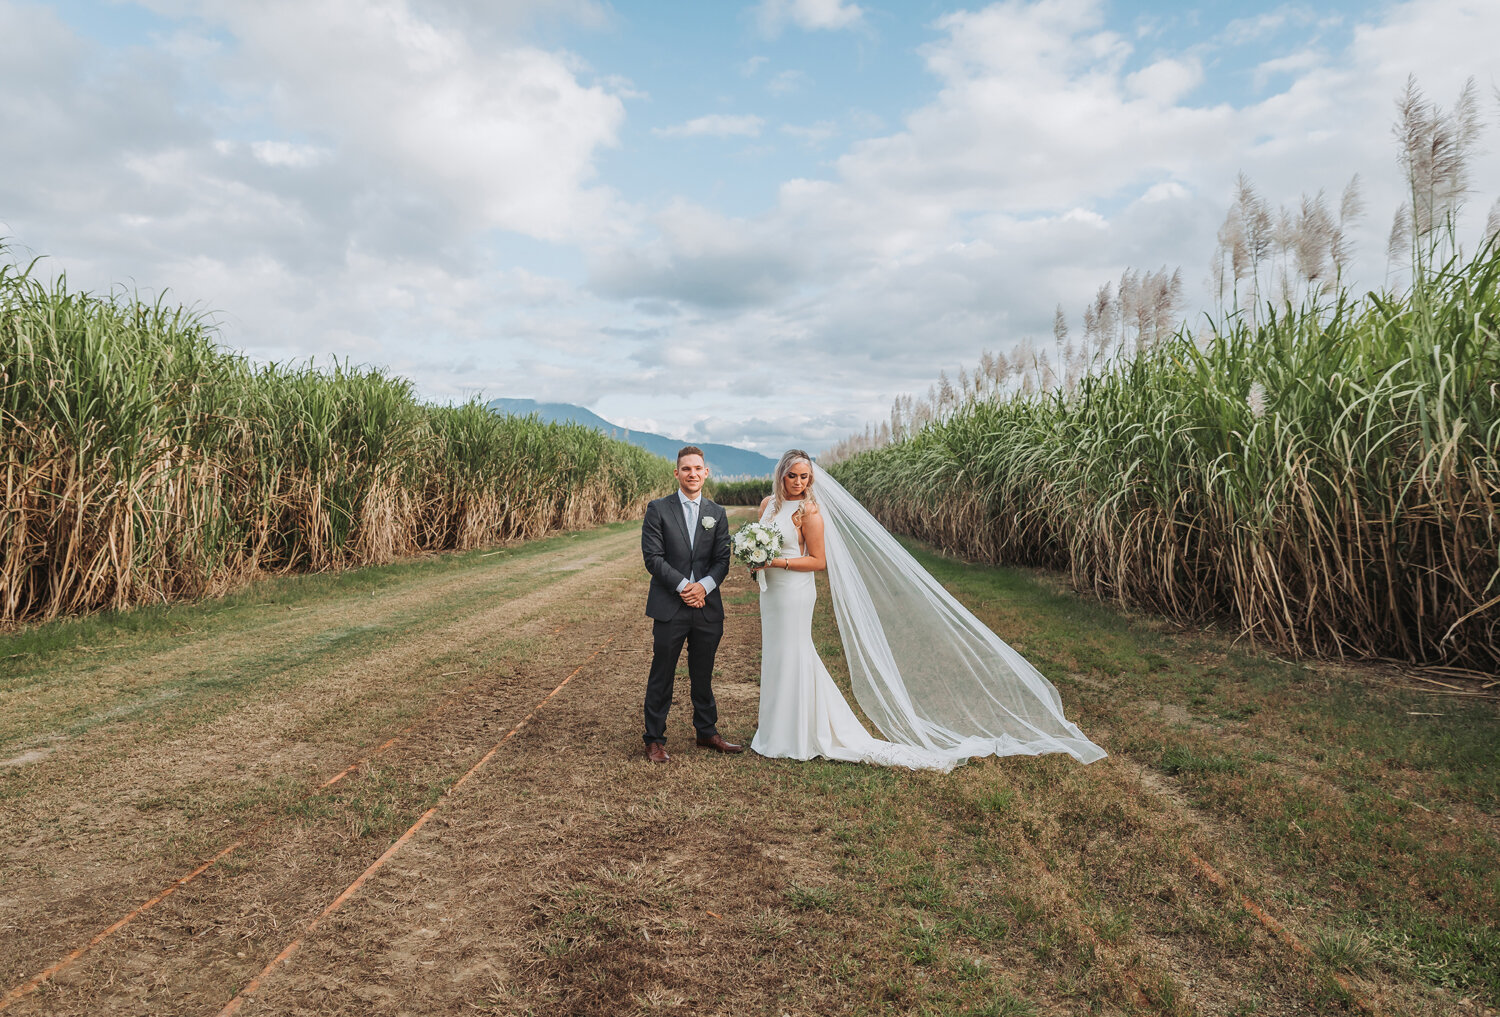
[486,398,776,478]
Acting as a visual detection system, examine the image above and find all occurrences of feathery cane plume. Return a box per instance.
[1151,267,1184,348]
[1240,174,1274,271]
[1092,283,1116,359]
[1273,205,1296,258]
[1331,174,1364,277]
[1247,382,1267,420]
[1294,189,1335,288]
[1218,203,1249,287]
[1116,269,1143,354]
[1388,202,1412,265]
[1339,173,1365,225]
[1397,76,1482,238]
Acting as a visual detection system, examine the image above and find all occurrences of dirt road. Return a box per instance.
[1,515,1494,1015]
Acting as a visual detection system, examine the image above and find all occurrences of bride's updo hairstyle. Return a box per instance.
[771,448,817,518]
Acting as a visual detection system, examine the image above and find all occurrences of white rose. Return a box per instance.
[702,517,716,530]
[750,549,767,563]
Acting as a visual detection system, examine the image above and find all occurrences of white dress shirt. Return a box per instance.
[674,490,718,596]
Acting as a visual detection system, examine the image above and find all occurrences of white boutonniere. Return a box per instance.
[702,516,717,530]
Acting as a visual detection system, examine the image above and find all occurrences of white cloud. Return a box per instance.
[1061,207,1108,227]
[1125,57,1203,105]
[1253,49,1325,89]
[598,73,648,100]
[190,0,626,242]
[249,140,328,167]
[590,200,803,308]
[1140,181,1191,203]
[754,0,864,36]
[652,113,766,138]
[835,2,1222,212]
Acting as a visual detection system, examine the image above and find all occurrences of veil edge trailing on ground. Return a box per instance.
[814,464,1107,766]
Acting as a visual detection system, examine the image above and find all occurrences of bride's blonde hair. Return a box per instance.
[771,449,817,518]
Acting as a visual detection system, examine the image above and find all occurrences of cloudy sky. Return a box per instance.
[4,0,1498,453]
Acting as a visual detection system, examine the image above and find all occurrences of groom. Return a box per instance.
[640,446,741,763]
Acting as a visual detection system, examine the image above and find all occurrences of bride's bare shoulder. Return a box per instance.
[793,500,821,533]
[758,495,772,514]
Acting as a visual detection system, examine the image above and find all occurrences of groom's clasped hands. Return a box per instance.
[678,580,708,610]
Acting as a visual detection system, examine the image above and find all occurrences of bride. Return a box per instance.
[749,449,1105,772]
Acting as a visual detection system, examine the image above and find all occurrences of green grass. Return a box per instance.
[0,524,624,671]
[1158,745,1242,776]
[784,883,853,913]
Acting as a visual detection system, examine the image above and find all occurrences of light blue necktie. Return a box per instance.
[683,497,700,582]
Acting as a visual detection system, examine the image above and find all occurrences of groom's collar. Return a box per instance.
[677,489,702,505]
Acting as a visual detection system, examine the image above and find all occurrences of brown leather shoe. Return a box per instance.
[695,733,743,754]
[645,742,670,764]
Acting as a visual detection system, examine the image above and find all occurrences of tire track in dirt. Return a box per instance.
[2,530,636,808]
[1116,760,1382,1012]
[0,528,634,766]
[962,730,1385,1015]
[1039,698,1415,1013]
[213,634,621,1017]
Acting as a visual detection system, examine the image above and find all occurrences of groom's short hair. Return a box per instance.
[676,445,705,465]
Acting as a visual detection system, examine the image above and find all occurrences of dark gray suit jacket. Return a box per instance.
[642,493,731,622]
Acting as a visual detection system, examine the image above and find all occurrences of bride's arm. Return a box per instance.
[773,504,826,572]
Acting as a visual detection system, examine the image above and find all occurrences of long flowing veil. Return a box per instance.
[815,464,1106,765]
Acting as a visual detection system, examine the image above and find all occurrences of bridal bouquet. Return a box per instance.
[732,522,784,593]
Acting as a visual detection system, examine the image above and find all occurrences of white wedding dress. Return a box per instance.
[749,467,1106,772]
[751,498,960,771]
